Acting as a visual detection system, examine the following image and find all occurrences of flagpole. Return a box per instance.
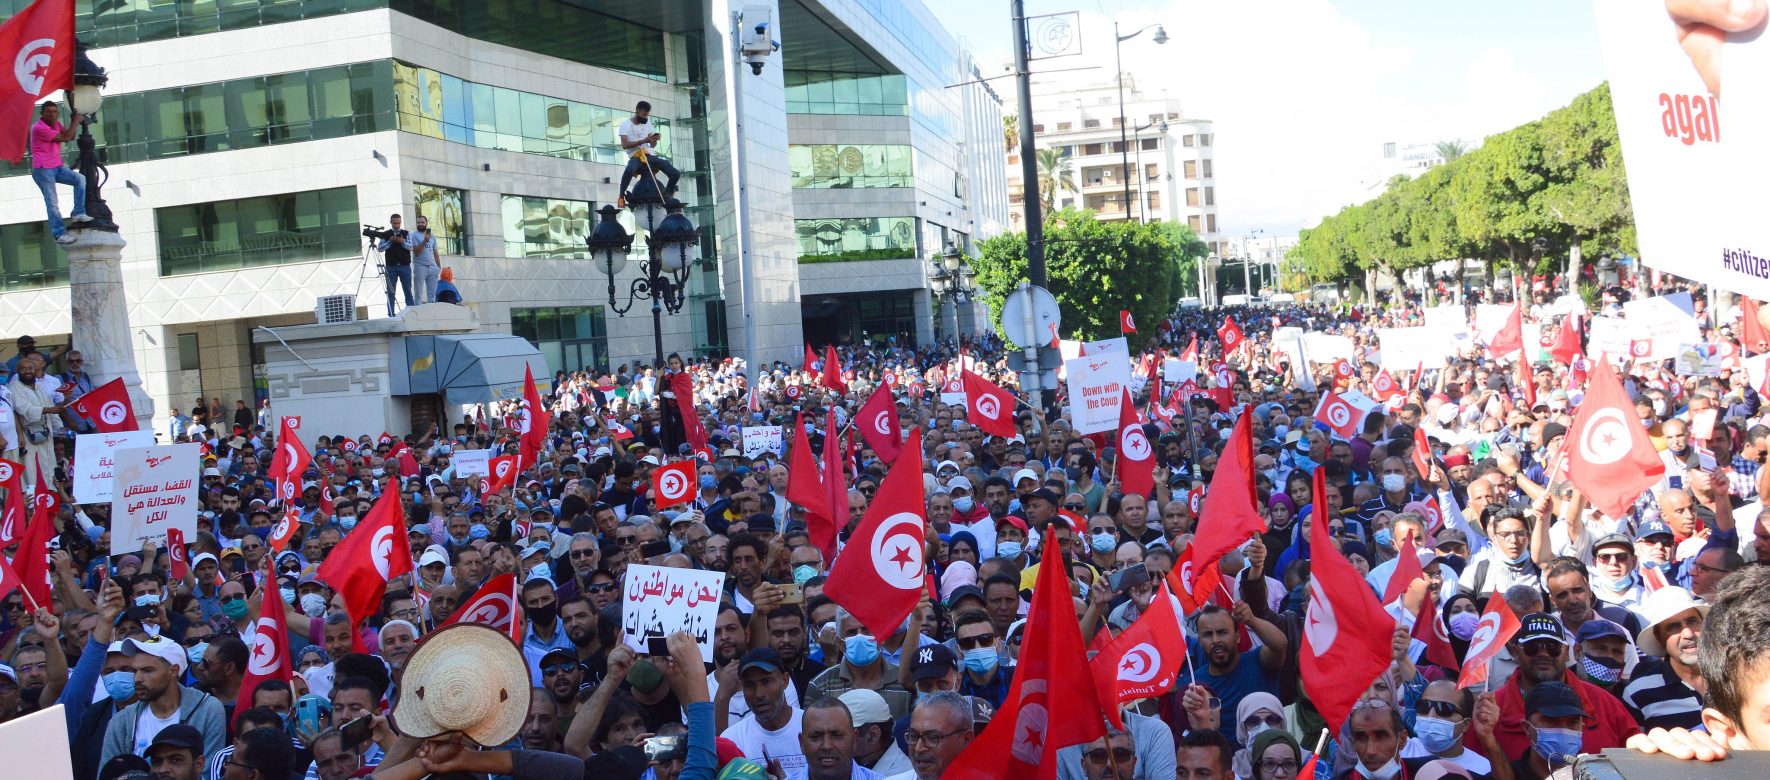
[1311,727,1328,758]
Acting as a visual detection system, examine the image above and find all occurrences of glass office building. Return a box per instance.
[0,0,1006,426]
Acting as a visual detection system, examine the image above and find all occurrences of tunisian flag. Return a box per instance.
[315,482,414,651]
[1089,582,1185,728]
[1180,335,1198,362]
[824,429,927,639]
[804,343,818,374]
[821,346,849,395]
[1456,590,1521,689]
[1188,414,1264,573]
[650,460,696,509]
[1565,356,1663,519]
[480,455,517,495]
[237,557,292,721]
[14,461,58,613]
[1115,389,1154,499]
[67,377,137,432]
[961,368,1018,437]
[1165,544,1223,615]
[1119,310,1137,334]
[1743,298,1769,355]
[518,364,550,469]
[268,416,311,510]
[1410,427,1434,482]
[1300,466,1396,737]
[1217,317,1245,355]
[1314,392,1360,440]
[822,409,850,558]
[443,572,519,639]
[0,0,74,163]
[946,521,1107,780]
[668,371,709,457]
[0,457,24,547]
[1549,314,1583,364]
[1369,369,1401,402]
[786,415,835,559]
[1485,303,1523,358]
[856,382,903,464]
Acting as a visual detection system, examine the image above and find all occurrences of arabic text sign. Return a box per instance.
[72,430,154,504]
[622,564,728,662]
[453,449,491,478]
[1064,353,1132,435]
[742,426,784,458]
[110,444,201,557]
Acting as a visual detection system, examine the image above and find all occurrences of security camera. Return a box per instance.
[739,6,779,75]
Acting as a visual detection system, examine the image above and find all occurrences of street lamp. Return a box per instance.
[70,42,115,232]
[1115,21,1167,223]
[929,242,973,344]
[1242,229,1262,300]
[1596,255,1618,286]
[1132,119,1164,223]
[586,196,699,367]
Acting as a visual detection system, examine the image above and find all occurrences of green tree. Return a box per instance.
[1004,114,1020,152]
[1035,147,1075,211]
[1435,139,1469,162]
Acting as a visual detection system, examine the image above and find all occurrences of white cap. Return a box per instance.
[418,548,449,568]
[640,455,660,466]
[838,688,893,725]
[203,467,222,477]
[946,476,973,493]
[936,460,960,474]
[1013,468,1040,486]
[121,636,186,674]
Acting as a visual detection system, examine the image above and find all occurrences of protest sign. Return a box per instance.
[109,444,201,557]
[1473,304,1514,344]
[453,448,491,478]
[1301,333,1355,363]
[1065,353,1133,434]
[0,705,72,779]
[72,430,153,504]
[742,425,784,458]
[1673,344,1727,377]
[1586,316,1637,359]
[1424,304,1468,334]
[1275,337,1316,392]
[621,564,728,662]
[939,376,966,407]
[1375,327,1450,370]
[1163,358,1196,385]
[1624,294,1701,359]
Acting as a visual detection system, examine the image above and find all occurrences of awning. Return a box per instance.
[400,334,552,405]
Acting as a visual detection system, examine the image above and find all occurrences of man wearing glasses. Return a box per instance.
[1398,680,1503,776]
[889,691,974,780]
[1489,613,1640,761]
[1073,726,1137,780]
[554,532,603,602]
[57,349,95,434]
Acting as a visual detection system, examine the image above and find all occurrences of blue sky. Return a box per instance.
[928,0,1609,236]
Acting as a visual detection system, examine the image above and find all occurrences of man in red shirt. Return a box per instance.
[29,101,91,245]
[1481,612,1641,761]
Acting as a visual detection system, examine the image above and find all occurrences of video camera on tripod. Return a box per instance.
[362,224,403,242]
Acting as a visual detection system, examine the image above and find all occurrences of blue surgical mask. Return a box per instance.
[134,593,162,607]
[279,586,295,605]
[251,526,272,541]
[843,634,880,667]
[1504,546,1532,566]
[470,523,490,540]
[952,496,975,513]
[997,541,1022,560]
[1090,533,1116,554]
[793,565,818,585]
[1413,715,1460,754]
[1374,528,1393,548]
[101,671,136,701]
[1293,455,1318,472]
[962,647,998,675]
[339,516,357,532]
[700,475,717,490]
[530,563,552,581]
[1381,474,1407,493]
[1602,572,1634,593]
[1532,726,1582,765]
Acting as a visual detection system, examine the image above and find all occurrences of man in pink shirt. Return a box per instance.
[30,101,92,245]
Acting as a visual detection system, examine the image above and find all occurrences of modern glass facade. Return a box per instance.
[0,220,65,290]
[156,186,362,276]
[412,183,468,255]
[784,75,908,117]
[392,61,669,162]
[788,144,912,189]
[795,217,917,263]
[511,306,608,374]
[501,195,594,259]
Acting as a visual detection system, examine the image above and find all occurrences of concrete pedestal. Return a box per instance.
[67,230,155,431]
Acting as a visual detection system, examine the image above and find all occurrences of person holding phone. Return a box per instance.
[616,101,680,207]
[409,215,439,304]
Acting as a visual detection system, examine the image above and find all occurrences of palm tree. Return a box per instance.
[1435,139,1469,163]
[1004,114,1020,152]
[1035,147,1075,211]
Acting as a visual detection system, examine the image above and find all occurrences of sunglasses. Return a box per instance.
[586,583,617,594]
[1085,748,1135,765]
[1519,640,1563,657]
[1416,699,1461,718]
[569,550,597,559]
[542,662,579,677]
[1064,503,1086,511]
[1242,713,1285,731]
[1595,552,1631,564]
[220,594,246,605]
[955,633,997,651]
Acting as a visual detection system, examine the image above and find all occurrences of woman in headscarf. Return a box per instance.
[947,531,980,569]
[1251,729,1306,780]
[1232,692,1289,779]
[939,560,977,603]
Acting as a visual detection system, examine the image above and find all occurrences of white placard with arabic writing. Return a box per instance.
[622,564,728,663]
[110,444,201,558]
[742,426,784,458]
[73,430,154,504]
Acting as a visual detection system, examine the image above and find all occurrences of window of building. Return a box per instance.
[1207,214,1217,233]
[1205,186,1215,206]
[1167,112,1179,119]
[0,220,65,291]
[1057,121,1072,131]
[413,183,468,255]
[510,306,609,374]
[1061,198,1074,208]
[795,217,918,263]
[788,144,913,189]
[1085,195,1106,211]
[1032,124,1044,132]
[393,61,665,164]
[784,74,910,117]
[1203,159,1214,178]
[1383,142,1397,159]
[176,334,201,372]
[1183,135,1196,147]
[1186,188,1199,207]
[1083,119,1099,129]
[157,186,360,276]
[501,195,594,259]
[1147,191,1161,209]
[1188,215,1202,231]
[1083,143,1104,156]
[1183,160,1197,178]
[1111,117,1122,127]
[1140,138,1158,150]
[1200,134,1213,147]
[1144,163,1159,180]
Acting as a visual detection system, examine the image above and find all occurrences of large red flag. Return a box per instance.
[1456,590,1521,689]
[1744,298,1769,355]
[443,572,519,639]
[14,461,57,613]
[1300,466,1396,737]
[821,346,849,396]
[1380,540,1424,608]
[1413,593,1461,671]
[1485,303,1523,358]
[1549,314,1583,364]
[1115,389,1154,499]
[1181,335,1198,363]
[1165,544,1223,615]
[804,344,818,374]
[0,549,22,606]
[961,368,1018,437]
[1188,414,1264,573]
[67,377,137,432]
[822,410,849,558]
[1089,583,1185,727]
[166,527,189,582]
[480,455,517,496]
[237,557,292,722]
[387,441,420,479]
[1369,369,1401,402]
[650,460,695,509]
[1517,351,1536,409]
[787,415,835,559]
[0,457,24,548]
[667,371,708,457]
[946,520,1107,780]
[314,482,413,646]
[0,0,74,163]
[519,364,550,469]
[824,429,927,639]
[856,382,903,464]
[269,416,310,510]
[1217,317,1245,355]
[1314,392,1361,440]
[1565,356,1663,518]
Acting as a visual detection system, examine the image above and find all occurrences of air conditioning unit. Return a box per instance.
[316,294,357,325]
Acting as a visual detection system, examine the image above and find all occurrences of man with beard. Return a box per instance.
[555,532,603,602]
[766,605,826,703]
[725,534,767,611]
[518,576,574,684]
[519,688,561,752]
[559,595,606,684]
[1491,613,1639,760]
[1175,603,1286,740]
[798,698,878,780]
[537,648,585,727]
[102,637,227,766]
[1621,588,1707,733]
[377,621,417,686]
[722,648,805,776]
[710,605,801,724]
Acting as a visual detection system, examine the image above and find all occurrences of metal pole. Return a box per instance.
[1012,0,1044,401]
[1115,23,1132,223]
[1133,124,1147,222]
[730,11,759,371]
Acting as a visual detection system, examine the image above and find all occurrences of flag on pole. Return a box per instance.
[824,429,928,640]
[67,377,137,432]
[0,0,74,163]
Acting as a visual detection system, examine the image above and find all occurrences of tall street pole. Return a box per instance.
[1011,0,1044,404]
[1115,22,1132,221]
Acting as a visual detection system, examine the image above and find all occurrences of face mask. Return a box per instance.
[1652,400,1667,417]
[340,516,357,532]
[529,563,552,581]
[625,659,664,692]
[1413,715,1461,754]
[793,565,818,585]
[102,670,136,701]
[188,642,208,666]
[1354,757,1401,780]
[1293,455,1318,472]
[143,622,162,638]
[962,647,998,674]
[1580,654,1623,684]
[1245,723,1271,748]
[524,600,558,625]
[135,593,162,607]
[997,541,1022,560]
[1090,533,1116,554]
[222,598,249,620]
[251,526,272,541]
[1449,612,1479,641]
[470,523,490,540]
[1066,466,1085,481]
[844,634,880,667]
[280,586,295,605]
[1504,546,1532,566]
[1381,474,1406,493]
[1374,528,1393,548]
[700,475,717,490]
[300,593,328,618]
[952,497,975,513]
[1533,726,1583,765]
[1601,572,1634,593]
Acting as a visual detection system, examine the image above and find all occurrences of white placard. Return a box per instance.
[1624,293,1702,357]
[1301,333,1355,363]
[1375,327,1451,370]
[1163,359,1196,385]
[1081,336,1129,355]
[621,564,728,663]
[1473,304,1514,344]
[1586,316,1640,359]
[1272,326,1304,344]
[72,430,154,504]
[1424,305,1468,334]
[453,448,491,478]
[939,376,966,407]
[1064,353,1133,435]
[0,705,72,778]
[109,443,201,557]
[742,426,784,458]
[1673,344,1727,377]
[1275,337,1317,392]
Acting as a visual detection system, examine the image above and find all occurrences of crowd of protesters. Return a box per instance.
[2,269,1769,780]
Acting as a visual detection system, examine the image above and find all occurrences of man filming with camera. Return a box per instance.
[372,213,413,317]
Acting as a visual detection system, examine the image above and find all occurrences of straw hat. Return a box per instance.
[391,624,531,746]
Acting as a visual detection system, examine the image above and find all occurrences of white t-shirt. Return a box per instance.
[617,118,655,158]
[721,710,806,776]
[707,673,801,723]
[133,705,181,755]
[1400,739,1493,775]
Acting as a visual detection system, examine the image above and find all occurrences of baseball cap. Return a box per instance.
[1524,680,1587,718]
[738,647,784,675]
[146,724,205,755]
[539,647,578,668]
[946,476,973,493]
[202,467,222,478]
[717,759,769,780]
[1539,423,1568,445]
[996,515,1028,534]
[1592,533,1632,553]
[945,584,986,610]
[838,688,893,725]
[1021,488,1060,508]
[418,548,448,568]
[936,460,960,474]
[1012,468,1040,486]
[910,643,959,683]
[0,664,14,684]
[1635,519,1674,541]
[120,636,187,674]
[189,552,218,569]
[1574,619,1628,644]
[1515,612,1568,645]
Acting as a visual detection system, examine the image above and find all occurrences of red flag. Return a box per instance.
[269,416,311,510]
[1549,314,1583,364]
[650,459,695,509]
[945,522,1107,780]
[314,482,413,644]
[804,344,818,374]
[387,441,420,479]
[1300,466,1396,736]
[1115,389,1154,499]
[443,572,519,639]
[67,377,137,432]
[668,371,708,457]
[1048,322,1061,349]
[14,461,57,613]
[856,382,903,464]
[1180,335,1198,363]
[1369,369,1400,402]
[1411,428,1433,482]
[1456,590,1521,689]
[1188,414,1264,574]
[0,550,22,606]
[1119,310,1137,334]
[237,557,292,721]
[1314,392,1360,439]
[822,409,849,562]
[1744,298,1769,355]
[316,465,336,517]
[1410,361,1426,392]
[1332,359,1355,386]
[1420,494,1444,537]
[787,415,835,560]
[1566,356,1664,518]
[1640,565,1670,592]
[1381,540,1424,607]
[0,457,24,548]
[480,455,517,495]
[1485,303,1522,358]
[0,0,74,163]
[961,368,1018,437]
[166,527,189,581]
[1165,545,1222,615]
[1216,316,1245,354]
[1413,593,1461,671]
[519,364,549,469]
[821,346,849,395]
[1517,352,1536,408]
[824,429,927,639]
[1628,338,1654,360]
[1089,583,1185,727]
[1298,753,1321,780]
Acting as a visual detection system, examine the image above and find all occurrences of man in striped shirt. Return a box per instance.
[1621,588,1707,733]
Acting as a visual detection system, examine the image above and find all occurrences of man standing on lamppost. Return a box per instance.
[30,101,93,245]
